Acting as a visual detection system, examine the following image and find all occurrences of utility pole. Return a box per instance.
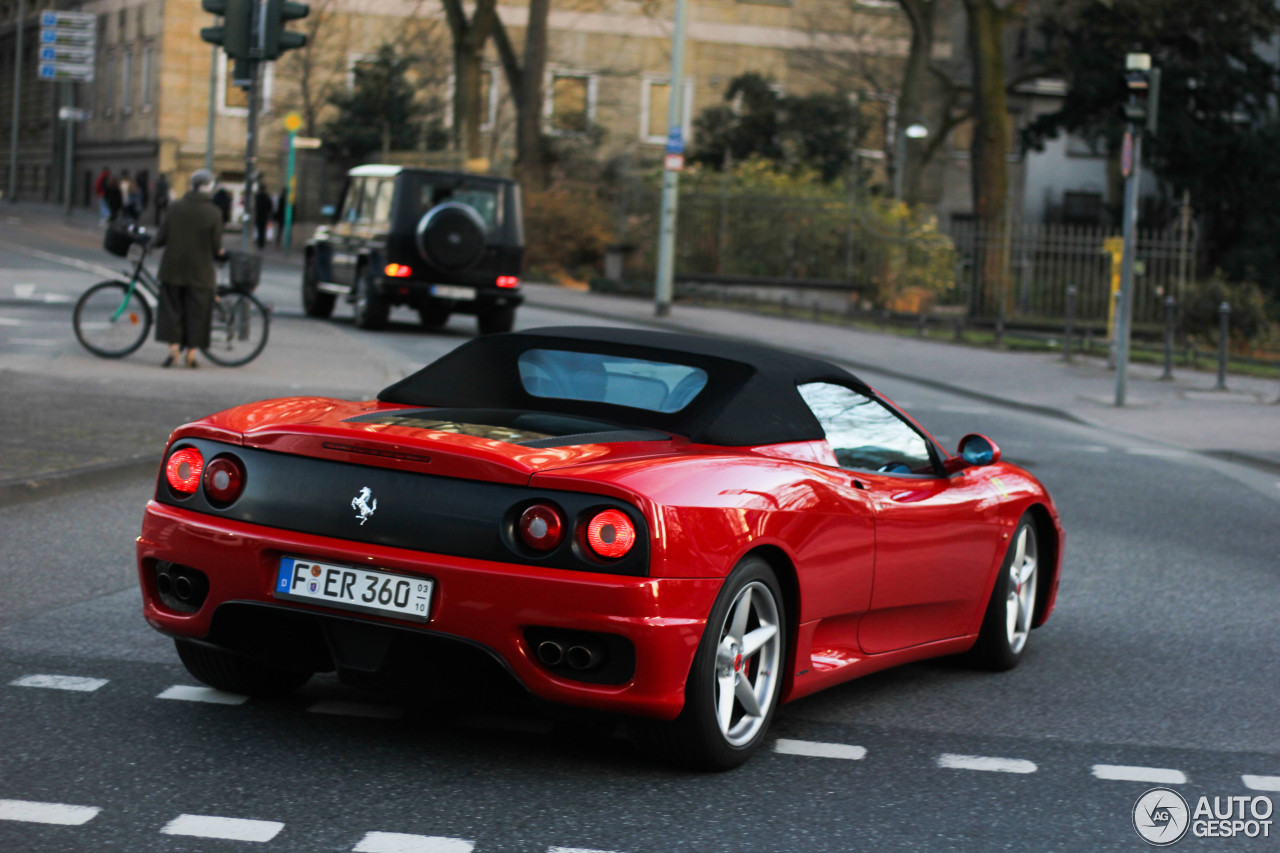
[8,0,25,203]
[653,0,689,317]
[1115,53,1160,407]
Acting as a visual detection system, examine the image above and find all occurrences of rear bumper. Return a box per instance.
[137,501,717,720]
[378,277,524,313]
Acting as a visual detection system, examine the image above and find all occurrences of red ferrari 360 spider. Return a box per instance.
[137,326,1062,769]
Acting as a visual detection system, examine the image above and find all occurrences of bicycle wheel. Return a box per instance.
[202,291,270,366]
[73,280,153,358]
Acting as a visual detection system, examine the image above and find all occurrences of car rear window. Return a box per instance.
[518,349,708,413]
[399,174,501,233]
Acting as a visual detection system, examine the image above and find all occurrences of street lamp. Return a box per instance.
[894,122,928,201]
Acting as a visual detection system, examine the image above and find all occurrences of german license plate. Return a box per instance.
[432,284,475,301]
[274,556,432,623]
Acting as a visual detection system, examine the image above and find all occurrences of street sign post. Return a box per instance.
[282,113,301,254]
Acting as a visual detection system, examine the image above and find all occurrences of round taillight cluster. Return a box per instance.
[165,447,204,495]
[585,509,636,559]
[164,447,245,506]
[515,504,638,560]
[518,504,564,551]
[203,455,246,505]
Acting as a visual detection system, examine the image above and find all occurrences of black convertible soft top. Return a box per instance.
[378,326,870,446]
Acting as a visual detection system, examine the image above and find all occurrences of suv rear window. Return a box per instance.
[517,349,708,413]
[398,173,501,234]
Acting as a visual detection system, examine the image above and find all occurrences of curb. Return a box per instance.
[0,454,160,508]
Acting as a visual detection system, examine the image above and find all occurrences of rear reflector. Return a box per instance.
[496,275,519,288]
[518,504,564,551]
[385,263,412,278]
[585,509,636,559]
[165,447,204,494]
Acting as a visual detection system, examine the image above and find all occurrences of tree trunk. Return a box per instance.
[895,0,937,206]
[442,0,496,160]
[514,0,550,190]
[963,0,1016,316]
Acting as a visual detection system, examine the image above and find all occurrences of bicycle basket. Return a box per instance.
[103,225,135,257]
[226,251,262,293]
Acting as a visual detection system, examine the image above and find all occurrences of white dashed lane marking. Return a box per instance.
[160,814,284,842]
[308,700,405,720]
[1092,764,1188,784]
[549,848,625,853]
[0,799,101,825]
[1126,447,1187,457]
[354,831,474,853]
[0,316,21,325]
[774,738,867,760]
[938,754,1037,774]
[157,685,248,705]
[1243,775,1280,792]
[11,674,108,692]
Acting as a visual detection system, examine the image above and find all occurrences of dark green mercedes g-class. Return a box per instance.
[303,166,524,334]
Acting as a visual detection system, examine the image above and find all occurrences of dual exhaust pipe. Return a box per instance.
[154,562,208,613]
[536,639,604,672]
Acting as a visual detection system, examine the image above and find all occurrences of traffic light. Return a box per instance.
[1122,53,1161,135]
[200,0,252,61]
[264,0,309,60]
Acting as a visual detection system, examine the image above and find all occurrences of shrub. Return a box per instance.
[522,186,614,282]
[1182,272,1272,349]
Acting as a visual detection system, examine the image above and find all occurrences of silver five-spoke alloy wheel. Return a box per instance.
[1005,523,1038,655]
[713,580,782,747]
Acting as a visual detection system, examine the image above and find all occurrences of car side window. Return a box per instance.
[799,382,938,475]
[357,179,381,226]
[370,179,394,227]
[338,178,363,224]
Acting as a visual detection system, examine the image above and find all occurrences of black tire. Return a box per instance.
[968,513,1040,672]
[417,304,451,328]
[477,304,515,335]
[353,264,389,330]
[301,252,336,318]
[639,556,787,771]
[174,639,312,697]
[416,202,487,272]
[202,292,270,366]
[73,280,152,358]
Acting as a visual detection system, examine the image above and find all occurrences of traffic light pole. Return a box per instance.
[8,0,25,203]
[1114,124,1141,407]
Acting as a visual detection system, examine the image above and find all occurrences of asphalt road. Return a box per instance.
[1,232,1278,852]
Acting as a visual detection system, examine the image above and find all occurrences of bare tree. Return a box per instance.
[441,0,500,159]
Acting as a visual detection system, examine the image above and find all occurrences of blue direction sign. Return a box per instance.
[38,11,96,82]
[666,126,684,155]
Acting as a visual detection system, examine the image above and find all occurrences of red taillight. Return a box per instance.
[203,455,245,505]
[496,275,519,288]
[585,509,636,559]
[165,447,204,495]
[385,263,412,278]
[518,504,564,551]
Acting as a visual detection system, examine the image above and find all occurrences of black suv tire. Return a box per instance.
[353,264,390,330]
[302,251,336,319]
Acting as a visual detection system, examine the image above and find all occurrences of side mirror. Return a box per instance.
[958,433,1001,467]
[321,204,336,219]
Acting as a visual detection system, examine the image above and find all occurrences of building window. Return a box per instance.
[120,50,132,114]
[141,45,154,110]
[217,51,273,115]
[101,53,114,118]
[548,72,595,135]
[640,75,694,145]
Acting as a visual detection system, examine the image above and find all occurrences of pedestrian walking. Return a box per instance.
[254,182,274,250]
[121,169,143,221]
[94,168,112,222]
[152,169,226,369]
[212,184,232,224]
[104,175,123,222]
[153,173,170,225]
[274,185,288,247]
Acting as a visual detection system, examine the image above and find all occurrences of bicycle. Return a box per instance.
[72,223,271,367]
